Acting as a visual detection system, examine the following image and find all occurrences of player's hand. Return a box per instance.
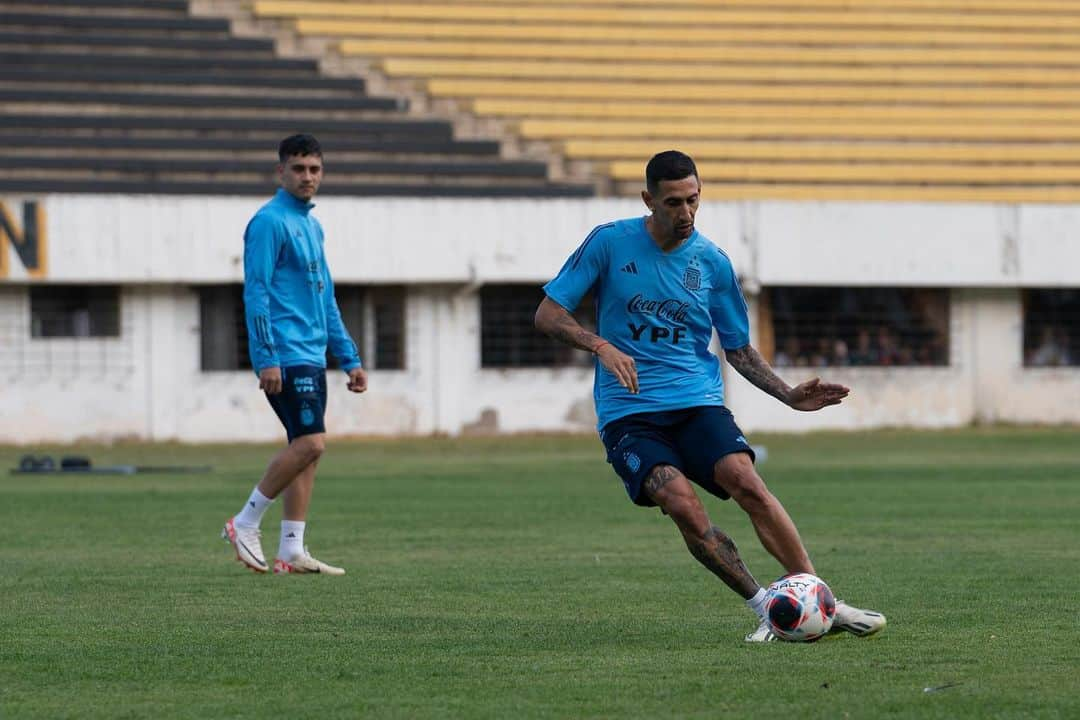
[259,366,283,395]
[786,377,849,411]
[596,343,639,394]
[346,367,368,393]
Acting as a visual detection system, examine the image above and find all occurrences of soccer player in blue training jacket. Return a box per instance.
[222,134,367,576]
[535,150,885,641]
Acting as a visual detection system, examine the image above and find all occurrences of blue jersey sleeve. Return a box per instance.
[243,213,283,371]
[323,261,362,371]
[543,224,611,312]
[709,261,751,350]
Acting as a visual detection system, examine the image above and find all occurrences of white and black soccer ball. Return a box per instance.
[765,572,837,642]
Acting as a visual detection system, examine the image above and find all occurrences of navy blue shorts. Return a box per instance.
[266,365,327,442]
[599,406,755,507]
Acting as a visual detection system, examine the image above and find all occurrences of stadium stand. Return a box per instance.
[253,0,1080,202]
[0,0,592,197]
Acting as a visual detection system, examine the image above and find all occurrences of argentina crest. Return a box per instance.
[683,257,702,292]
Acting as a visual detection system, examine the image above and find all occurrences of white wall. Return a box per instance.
[1,195,1078,442]
[6,195,1078,287]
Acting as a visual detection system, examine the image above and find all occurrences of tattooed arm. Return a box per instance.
[725,344,850,411]
[535,296,639,394]
[534,296,604,353]
[724,344,791,403]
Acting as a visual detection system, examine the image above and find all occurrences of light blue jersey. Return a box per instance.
[544,217,750,429]
[243,188,361,372]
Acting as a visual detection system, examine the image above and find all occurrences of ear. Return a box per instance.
[641,189,654,212]
[276,163,284,183]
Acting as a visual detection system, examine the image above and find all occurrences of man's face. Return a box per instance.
[278,153,323,202]
[642,175,700,245]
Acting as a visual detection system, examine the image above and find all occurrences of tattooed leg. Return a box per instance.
[688,526,761,599]
[643,464,681,498]
[644,464,761,600]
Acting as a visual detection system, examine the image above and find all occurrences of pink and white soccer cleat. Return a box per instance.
[273,549,345,576]
[221,517,268,573]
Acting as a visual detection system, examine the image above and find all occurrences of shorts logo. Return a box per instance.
[624,451,642,473]
[294,376,316,392]
[300,404,315,426]
[735,435,748,444]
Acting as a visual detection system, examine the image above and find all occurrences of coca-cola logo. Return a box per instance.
[627,294,691,323]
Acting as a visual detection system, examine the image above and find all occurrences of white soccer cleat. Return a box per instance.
[744,618,780,643]
[273,548,345,576]
[221,517,268,573]
[832,600,887,637]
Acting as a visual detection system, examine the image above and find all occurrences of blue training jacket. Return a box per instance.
[243,188,361,373]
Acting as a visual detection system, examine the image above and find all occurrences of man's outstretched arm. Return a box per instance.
[725,344,849,411]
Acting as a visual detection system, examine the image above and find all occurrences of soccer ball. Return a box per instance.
[765,572,836,642]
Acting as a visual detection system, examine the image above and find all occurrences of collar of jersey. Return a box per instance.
[275,187,316,214]
[638,216,697,257]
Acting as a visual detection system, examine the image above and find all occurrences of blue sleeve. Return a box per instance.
[323,261,362,371]
[709,261,751,350]
[243,213,283,371]
[543,224,610,312]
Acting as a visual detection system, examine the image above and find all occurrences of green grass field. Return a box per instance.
[1,427,1078,719]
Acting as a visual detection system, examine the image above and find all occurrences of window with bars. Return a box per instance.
[3,285,133,376]
[480,284,595,368]
[198,284,405,371]
[370,286,406,370]
[30,285,120,338]
[328,285,405,370]
[199,285,250,371]
[765,287,949,367]
[1023,289,1079,367]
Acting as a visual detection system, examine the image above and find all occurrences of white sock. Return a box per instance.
[746,588,769,620]
[234,488,274,528]
[279,520,306,559]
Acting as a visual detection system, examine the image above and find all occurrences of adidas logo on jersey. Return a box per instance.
[621,262,638,274]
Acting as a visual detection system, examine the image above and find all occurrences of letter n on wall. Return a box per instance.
[0,201,47,279]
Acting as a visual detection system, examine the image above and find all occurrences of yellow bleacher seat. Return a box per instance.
[565,141,1080,164]
[258,1,1080,31]
[609,161,1080,184]
[427,79,1080,107]
[300,18,1080,50]
[470,99,1080,125]
[271,0,1080,8]
[274,0,1080,7]
[517,120,1080,142]
[634,185,1080,204]
[341,39,1075,66]
[382,59,1080,88]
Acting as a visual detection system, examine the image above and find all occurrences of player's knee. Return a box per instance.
[662,491,710,537]
[735,483,775,516]
[292,434,325,462]
[662,492,694,522]
[716,459,771,513]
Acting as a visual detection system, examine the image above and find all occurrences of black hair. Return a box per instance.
[645,150,698,195]
[278,134,322,162]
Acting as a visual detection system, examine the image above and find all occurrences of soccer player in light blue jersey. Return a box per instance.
[221,134,367,576]
[536,151,885,642]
